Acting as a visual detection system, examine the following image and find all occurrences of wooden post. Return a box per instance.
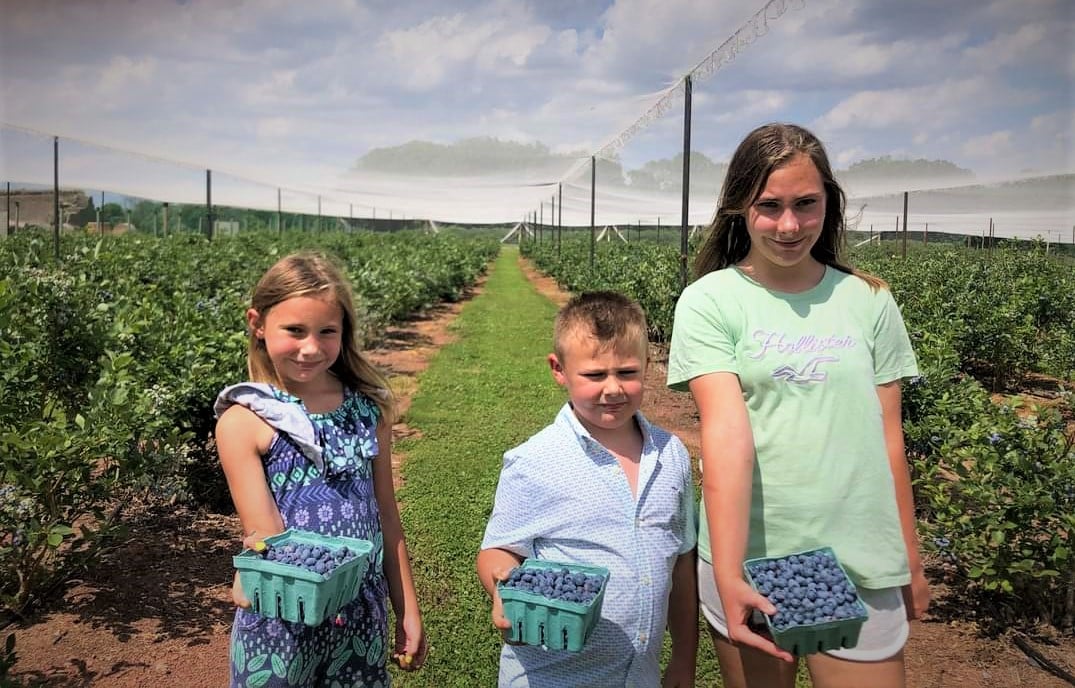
[924,222,928,245]
[162,202,169,237]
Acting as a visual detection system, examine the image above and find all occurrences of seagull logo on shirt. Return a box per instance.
[770,356,839,384]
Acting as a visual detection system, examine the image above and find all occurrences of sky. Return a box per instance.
[1,0,1072,225]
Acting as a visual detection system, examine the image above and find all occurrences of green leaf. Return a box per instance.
[271,654,286,678]
[248,669,272,687]
[247,653,267,672]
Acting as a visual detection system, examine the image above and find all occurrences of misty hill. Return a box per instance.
[353,138,985,197]
[841,156,974,183]
[353,138,580,177]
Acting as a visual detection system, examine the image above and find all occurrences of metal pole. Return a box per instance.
[550,193,556,250]
[557,183,562,258]
[900,192,908,259]
[53,136,60,260]
[657,216,661,241]
[924,222,928,245]
[5,181,9,237]
[317,195,322,232]
[206,169,213,240]
[589,155,596,273]
[277,188,282,235]
[163,202,169,237]
[680,75,693,289]
[539,202,543,243]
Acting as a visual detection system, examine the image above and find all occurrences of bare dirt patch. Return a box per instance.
[6,280,483,688]
[520,255,1075,688]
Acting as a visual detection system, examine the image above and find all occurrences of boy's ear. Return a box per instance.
[548,353,567,386]
[246,308,263,338]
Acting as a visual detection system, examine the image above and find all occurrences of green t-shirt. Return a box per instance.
[667,266,918,589]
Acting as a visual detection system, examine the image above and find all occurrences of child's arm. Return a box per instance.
[689,372,793,662]
[216,405,284,607]
[877,380,931,620]
[372,417,427,671]
[476,547,525,636]
[662,549,698,687]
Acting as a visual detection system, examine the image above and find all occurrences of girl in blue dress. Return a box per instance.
[216,252,427,687]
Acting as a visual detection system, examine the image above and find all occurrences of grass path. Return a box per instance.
[391,246,730,686]
[392,247,564,687]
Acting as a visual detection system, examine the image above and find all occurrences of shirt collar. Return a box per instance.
[554,401,655,455]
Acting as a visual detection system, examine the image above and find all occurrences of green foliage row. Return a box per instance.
[0,228,498,617]
[523,236,1075,630]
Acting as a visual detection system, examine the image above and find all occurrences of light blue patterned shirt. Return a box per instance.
[481,403,697,688]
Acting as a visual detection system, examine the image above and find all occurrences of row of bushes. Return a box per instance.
[0,229,499,616]
[524,237,1075,630]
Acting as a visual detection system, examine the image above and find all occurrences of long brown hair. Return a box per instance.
[694,122,884,289]
[247,251,395,421]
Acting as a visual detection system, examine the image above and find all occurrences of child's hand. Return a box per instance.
[232,530,276,609]
[232,570,251,608]
[903,566,931,620]
[719,577,794,663]
[392,614,428,671]
[489,567,524,645]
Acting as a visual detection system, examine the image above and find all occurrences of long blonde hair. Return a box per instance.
[247,251,395,421]
[694,122,885,290]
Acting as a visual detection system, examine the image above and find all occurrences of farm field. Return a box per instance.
[3,238,1074,687]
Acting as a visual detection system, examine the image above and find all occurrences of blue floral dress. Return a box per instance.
[227,385,390,688]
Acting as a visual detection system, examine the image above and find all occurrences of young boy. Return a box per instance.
[477,291,698,687]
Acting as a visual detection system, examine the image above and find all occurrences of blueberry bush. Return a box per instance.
[0,228,497,616]
[525,235,1075,630]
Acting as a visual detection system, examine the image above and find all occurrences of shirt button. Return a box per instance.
[641,576,651,586]
[639,633,648,643]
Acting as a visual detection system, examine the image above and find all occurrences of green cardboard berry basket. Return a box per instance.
[233,529,374,626]
[497,559,610,652]
[743,546,868,656]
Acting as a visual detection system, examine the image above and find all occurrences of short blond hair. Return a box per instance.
[553,291,648,360]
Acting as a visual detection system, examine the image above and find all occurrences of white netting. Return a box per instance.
[1,0,1071,238]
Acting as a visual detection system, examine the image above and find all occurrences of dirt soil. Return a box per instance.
[7,259,1074,688]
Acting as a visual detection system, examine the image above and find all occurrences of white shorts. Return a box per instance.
[698,558,909,661]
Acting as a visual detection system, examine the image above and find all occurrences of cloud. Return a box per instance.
[961,22,1054,70]
[242,70,299,106]
[255,117,297,139]
[814,76,1022,132]
[961,130,1013,158]
[375,2,553,91]
[835,145,868,167]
